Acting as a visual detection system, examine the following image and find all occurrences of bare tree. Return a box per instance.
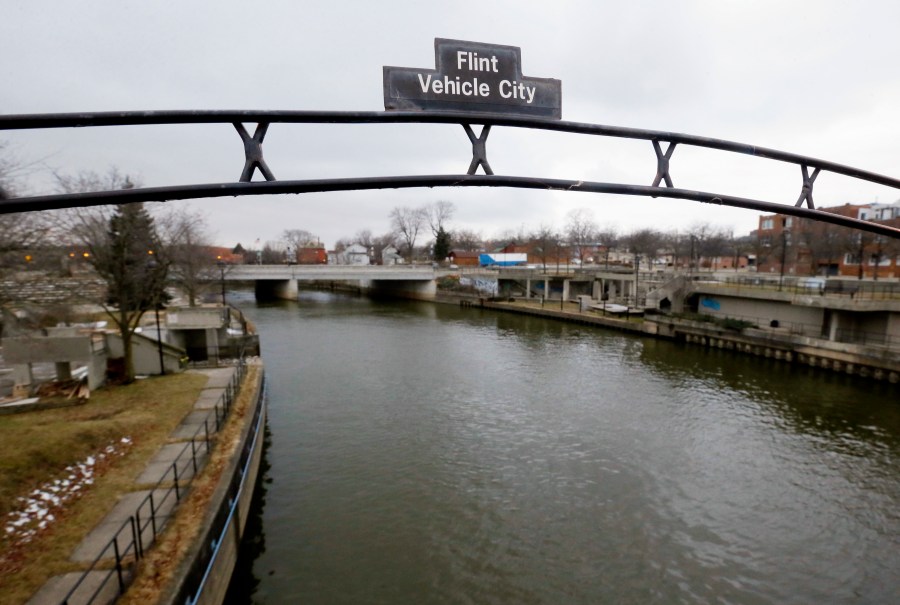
[55,167,139,195]
[727,233,755,271]
[0,141,21,199]
[353,229,374,248]
[260,244,283,264]
[283,229,318,250]
[799,220,846,276]
[530,223,558,270]
[0,143,48,268]
[0,213,47,256]
[390,205,427,261]
[160,208,216,306]
[596,226,619,269]
[565,208,598,265]
[451,228,483,251]
[426,200,455,238]
[625,228,664,268]
[686,222,729,269]
[489,225,529,249]
[0,150,50,328]
[371,232,397,265]
[0,140,44,199]
[50,169,174,381]
[661,230,686,269]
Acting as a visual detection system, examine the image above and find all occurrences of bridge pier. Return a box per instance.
[364,279,437,300]
[254,279,298,301]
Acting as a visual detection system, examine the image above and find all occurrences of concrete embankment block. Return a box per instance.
[135,442,209,485]
[70,489,176,563]
[26,570,132,605]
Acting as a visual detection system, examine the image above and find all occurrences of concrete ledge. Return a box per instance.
[70,489,176,563]
[193,367,237,390]
[152,363,266,605]
[135,443,209,485]
[193,389,226,409]
[27,570,133,605]
[169,410,220,440]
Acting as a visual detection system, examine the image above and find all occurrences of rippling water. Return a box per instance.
[229,290,900,604]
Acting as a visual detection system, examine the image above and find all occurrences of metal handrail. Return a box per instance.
[58,356,247,604]
[181,374,267,605]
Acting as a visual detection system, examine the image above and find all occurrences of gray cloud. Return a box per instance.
[2,0,899,248]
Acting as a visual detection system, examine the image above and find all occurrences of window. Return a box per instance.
[761,218,774,230]
[844,253,861,265]
[784,217,793,228]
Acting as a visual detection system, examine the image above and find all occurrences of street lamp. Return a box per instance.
[217,259,227,306]
[147,258,165,375]
[153,303,165,375]
[634,254,642,308]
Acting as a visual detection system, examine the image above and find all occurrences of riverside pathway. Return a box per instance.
[26,366,239,605]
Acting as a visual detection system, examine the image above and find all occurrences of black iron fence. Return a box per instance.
[59,360,248,605]
[176,375,267,605]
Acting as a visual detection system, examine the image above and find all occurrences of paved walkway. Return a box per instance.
[26,366,238,605]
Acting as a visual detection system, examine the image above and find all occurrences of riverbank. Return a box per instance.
[10,361,263,605]
[437,294,900,383]
[0,372,209,605]
[234,289,900,604]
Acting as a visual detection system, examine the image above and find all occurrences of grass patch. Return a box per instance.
[0,371,208,604]
[121,363,262,604]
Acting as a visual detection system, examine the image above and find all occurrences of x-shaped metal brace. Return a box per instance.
[651,140,677,188]
[234,123,276,182]
[463,124,494,175]
[795,164,820,209]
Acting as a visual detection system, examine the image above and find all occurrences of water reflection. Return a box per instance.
[229,291,900,604]
[224,424,272,603]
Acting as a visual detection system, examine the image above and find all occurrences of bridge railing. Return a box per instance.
[710,276,900,301]
[222,264,437,279]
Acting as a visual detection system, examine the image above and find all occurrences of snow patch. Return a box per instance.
[2,436,133,545]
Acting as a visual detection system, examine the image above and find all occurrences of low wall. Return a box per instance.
[466,299,900,383]
[154,366,267,605]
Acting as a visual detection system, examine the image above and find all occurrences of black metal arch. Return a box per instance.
[1,109,899,239]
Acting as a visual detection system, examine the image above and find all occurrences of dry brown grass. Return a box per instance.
[0,372,208,605]
[120,363,262,605]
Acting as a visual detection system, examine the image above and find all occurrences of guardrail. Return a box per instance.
[59,360,247,605]
[178,375,267,605]
[677,311,900,352]
[711,276,900,300]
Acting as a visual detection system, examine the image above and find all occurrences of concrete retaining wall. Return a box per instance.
[158,368,267,605]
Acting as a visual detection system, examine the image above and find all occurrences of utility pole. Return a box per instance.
[217,259,227,306]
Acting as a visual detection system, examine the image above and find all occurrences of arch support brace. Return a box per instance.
[651,140,677,188]
[463,124,493,175]
[795,164,820,209]
[235,123,276,182]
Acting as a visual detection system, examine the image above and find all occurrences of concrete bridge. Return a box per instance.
[222,264,441,300]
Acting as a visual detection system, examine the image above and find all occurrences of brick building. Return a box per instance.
[756,202,900,278]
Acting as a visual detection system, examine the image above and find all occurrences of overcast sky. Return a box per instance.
[2,0,899,249]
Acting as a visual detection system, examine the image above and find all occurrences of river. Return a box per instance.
[226,289,900,604]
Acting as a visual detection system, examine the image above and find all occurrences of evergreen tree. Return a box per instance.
[433,226,451,261]
[90,203,168,383]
